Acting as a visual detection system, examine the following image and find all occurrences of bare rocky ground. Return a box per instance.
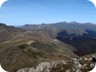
[17,55,96,72]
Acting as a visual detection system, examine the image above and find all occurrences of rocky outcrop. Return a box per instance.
[17,61,66,72]
[17,56,96,72]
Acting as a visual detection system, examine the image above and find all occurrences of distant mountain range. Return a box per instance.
[0,22,96,72]
[21,22,96,37]
[21,22,96,56]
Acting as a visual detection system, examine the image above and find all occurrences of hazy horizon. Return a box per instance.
[1,21,96,27]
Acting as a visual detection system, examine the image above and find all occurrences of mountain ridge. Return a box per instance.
[0,22,96,72]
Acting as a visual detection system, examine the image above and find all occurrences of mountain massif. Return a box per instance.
[21,22,96,56]
[0,22,96,72]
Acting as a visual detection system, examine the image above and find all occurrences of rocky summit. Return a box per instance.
[17,55,96,72]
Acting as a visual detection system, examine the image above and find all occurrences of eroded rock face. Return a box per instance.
[17,56,96,72]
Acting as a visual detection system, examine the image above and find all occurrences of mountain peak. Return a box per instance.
[0,23,7,26]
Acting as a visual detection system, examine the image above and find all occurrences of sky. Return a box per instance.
[0,0,96,26]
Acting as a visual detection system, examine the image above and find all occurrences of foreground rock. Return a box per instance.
[17,56,96,72]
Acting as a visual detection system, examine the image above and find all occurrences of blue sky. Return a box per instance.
[0,0,96,26]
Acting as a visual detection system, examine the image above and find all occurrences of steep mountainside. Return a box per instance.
[21,22,96,56]
[0,23,77,72]
[0,23,25,43]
